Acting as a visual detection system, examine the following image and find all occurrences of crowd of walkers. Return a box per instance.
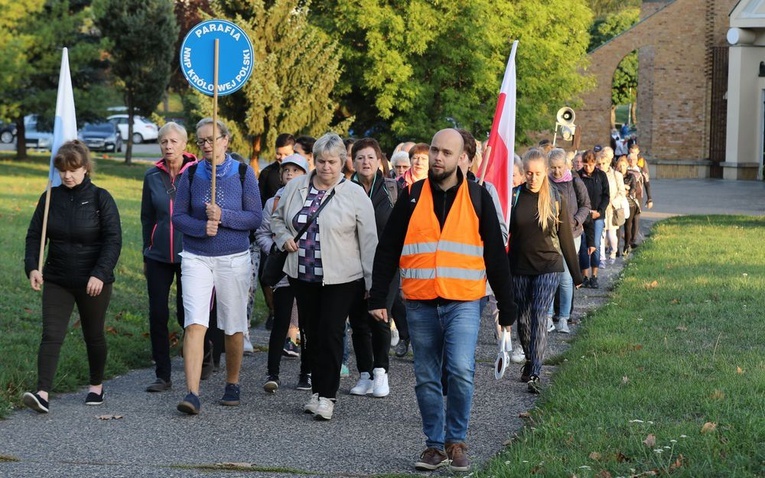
[21,121,653,472]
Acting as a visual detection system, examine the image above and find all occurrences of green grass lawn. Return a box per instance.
[476,215,765,476]
[0,154,264,417]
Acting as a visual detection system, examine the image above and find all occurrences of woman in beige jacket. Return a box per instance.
[271,132,378,421]
[598,147,626,263]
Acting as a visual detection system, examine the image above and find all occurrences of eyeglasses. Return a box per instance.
[196,135,224,147]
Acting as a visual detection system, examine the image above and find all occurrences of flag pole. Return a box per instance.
[38,47,77,272]
[211,39,219,206]
[478,145,492,186]
[38,180,53,272]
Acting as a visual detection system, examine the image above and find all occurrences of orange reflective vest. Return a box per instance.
[400,178,486,301]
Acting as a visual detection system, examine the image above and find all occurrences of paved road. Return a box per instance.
[1,179,763,477]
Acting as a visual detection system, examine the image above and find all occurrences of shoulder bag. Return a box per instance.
[261,189,336,287]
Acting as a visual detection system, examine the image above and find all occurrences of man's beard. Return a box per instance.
[430,164,457,183]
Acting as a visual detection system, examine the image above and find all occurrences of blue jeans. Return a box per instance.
[548,256,574,320]
[579,218,605,271]
[406,299,481,449]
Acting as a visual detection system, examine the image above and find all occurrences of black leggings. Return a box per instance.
[624,202,640,250]
[267,286,310,377]
[38,281,113,391]
[348,290,391,374]
[145,258,183,381]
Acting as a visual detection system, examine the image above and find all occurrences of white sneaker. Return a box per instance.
[556,319,570,334]
[314,397,334,420]
[390,327,400,347]
[372,367,389,397]
[546,317,555,332]
[243,336,255,356]
[350,372,374,395]
[303,393,320,414]
[510,346,526,364]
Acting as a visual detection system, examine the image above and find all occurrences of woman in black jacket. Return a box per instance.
[348,137,398,398]
[510,149,583,394]
[577,150,610,289]
[23,140,122,413]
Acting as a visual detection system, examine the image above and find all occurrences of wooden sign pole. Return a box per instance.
[211,38,219,205]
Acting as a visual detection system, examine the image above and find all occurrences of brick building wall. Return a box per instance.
[576,0,737,178]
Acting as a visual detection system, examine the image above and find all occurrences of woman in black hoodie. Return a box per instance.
[23,140,122,413]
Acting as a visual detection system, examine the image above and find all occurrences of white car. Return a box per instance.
[24,115,53,151]
[107,114,158,144]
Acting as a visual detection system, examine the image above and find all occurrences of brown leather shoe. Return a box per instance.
[446,442,470,472]
[414,447,449,471]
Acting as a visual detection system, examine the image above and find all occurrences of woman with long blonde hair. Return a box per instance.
[509,149,583,393]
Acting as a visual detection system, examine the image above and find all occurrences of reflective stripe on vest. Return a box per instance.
[400,178,486,301]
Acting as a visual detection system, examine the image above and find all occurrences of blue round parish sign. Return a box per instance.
[180,19,254,96]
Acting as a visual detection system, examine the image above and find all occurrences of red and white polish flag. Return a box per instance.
[482,40,519,230]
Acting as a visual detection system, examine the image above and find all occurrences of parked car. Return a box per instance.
[0,122,16,144]
[79,122,123,153]
[24,115,53,151]
[107,114,158,144]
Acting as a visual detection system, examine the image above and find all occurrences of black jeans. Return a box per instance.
[624,201,640,250]
[267,286,310,377]
[145,258,183,381]
[38,281,113,391]
[390,270,409,341]
[348,289,391,374]
[290,278,362,399]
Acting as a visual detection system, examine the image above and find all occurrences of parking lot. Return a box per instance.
[0,141,160,158]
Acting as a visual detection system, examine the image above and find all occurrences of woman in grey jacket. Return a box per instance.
[547,148,590,333]
[271,133,378,421]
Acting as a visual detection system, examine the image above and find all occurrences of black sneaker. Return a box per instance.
[527,375,542,394]
[296,373,312,391]
[22,392,49,413]
[85,390,105,406]
[264,375,280,393]
[581,276,591,288]
[520,361,532,383]
[220,383,241,406]
[146,378,172,393]
[589,276,599,289]
[395,339,410,358]
[177,392,201,415]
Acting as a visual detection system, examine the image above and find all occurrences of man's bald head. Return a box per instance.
[429,129,465,186]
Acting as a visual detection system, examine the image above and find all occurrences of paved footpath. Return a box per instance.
[1,179,763,478]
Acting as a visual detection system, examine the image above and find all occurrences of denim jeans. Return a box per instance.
[548,256,574,320]
[579,218,605,270]
[406,299,481,449]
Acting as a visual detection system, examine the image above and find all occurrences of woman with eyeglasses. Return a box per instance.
[397,143,429,189]
[172,118,262,415]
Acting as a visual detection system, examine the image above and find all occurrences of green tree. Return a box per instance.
[189,0,345,167]
[588,0,640,20]
[0,0,112,159]
[311,0,593,147]
[94,0,178,164]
